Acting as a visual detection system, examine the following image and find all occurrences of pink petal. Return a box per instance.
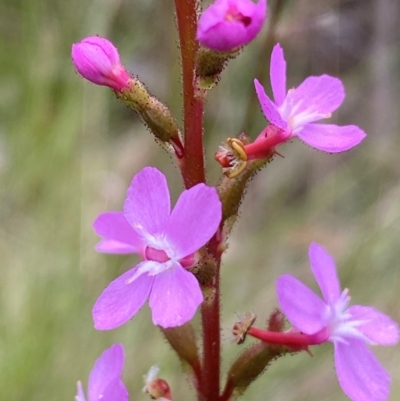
[276,274,328,334]
[297,123,366,152]
[197,0,230,32]
[71,37,130,91]
[101,378,128,401]
[335,339,390,401]
[270,43,286,107]
[93,212,144,254]
[254,79,287,130]
[149,264,203,328]
[291,75,345,116]
[93,263,154,330]
[349,305,399,345]
[75,382,86,401]
[308,243,341,303]
[95,240,140,254]
[165,184,221,258]
[80,36,121,65]
[196,0,266,52]
[88,344,124,401]
[124,167,170,237]
[72,42,113,81]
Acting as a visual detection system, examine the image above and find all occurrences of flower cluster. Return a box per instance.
[70,1,398,401]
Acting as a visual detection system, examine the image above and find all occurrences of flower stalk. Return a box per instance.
[174,0,205,189]
[71,3,399,401]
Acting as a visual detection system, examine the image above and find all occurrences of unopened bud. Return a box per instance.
[71,36,130,92]
[143,366,172,400]
[197,0,267,52]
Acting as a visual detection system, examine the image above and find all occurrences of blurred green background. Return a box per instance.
[1,0,399,400]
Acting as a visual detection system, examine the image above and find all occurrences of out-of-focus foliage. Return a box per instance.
[0,0,399,400]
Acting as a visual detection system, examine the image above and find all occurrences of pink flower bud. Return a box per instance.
[197,0,267,52]
[71,36,131,91]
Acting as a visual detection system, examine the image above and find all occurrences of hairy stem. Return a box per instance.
[174,2,220,400]
[174,0,205,188]
[200,250,222,401]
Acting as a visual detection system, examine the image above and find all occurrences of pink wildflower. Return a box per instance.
[76,344,128,401]
[197,0,267,52]
[252,43,366,154]
[276,243,399,401]
[72,36,130,91]
[92,167,222,329]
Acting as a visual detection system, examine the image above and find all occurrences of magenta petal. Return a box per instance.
[197,0,266,52]
[197,0,228,30]
[149,264,203,328]
[71,36,130,91]
[348,305,400,346]
[297,123,366,152]
[165,184,221,258]
[270,43,286,107]
[93,263,154,330]
[276,274,328,334]
[95,240,140,254]
[254,79,287,130]
[335,339,390,401]
[292,75,345,116]
[101,378,128,401]
[88,344,124,401]
[308,243,341,303]
[93,212,144,254]
[72,42,113,82]
[76,382,86,401]
[80,36,120,65]
[124,167,170,236]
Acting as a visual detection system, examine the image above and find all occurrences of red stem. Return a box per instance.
[174,0,205,189]
[200,254,221,401]
[174,2,220,400]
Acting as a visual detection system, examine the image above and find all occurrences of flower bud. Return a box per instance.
[197,0,267,52]
[143,366,172,400]
[72,36,131,91]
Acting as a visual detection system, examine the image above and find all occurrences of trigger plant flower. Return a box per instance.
[253,43,367,153]
[231,43,367,166]
[248,243,399,401]
[214,43,366,178]
[76,344,128,401]
[72,36,131,91]
[93,167,222,329]
[197,0,267,52]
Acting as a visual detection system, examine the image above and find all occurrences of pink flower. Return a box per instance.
[93,167,222,329]
[253,43,366,153]
[76,344,128,401]
[277,243,399,401]
[197,0,267,52]
[72,36,130,91]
